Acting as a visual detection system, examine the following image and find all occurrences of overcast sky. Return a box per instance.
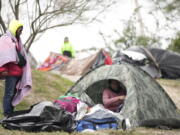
[27,0,133,63]
[27,0,179,63]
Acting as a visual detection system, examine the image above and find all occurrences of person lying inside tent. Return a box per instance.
[102,79,126,112]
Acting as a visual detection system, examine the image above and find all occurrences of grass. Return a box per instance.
[0,72,180,135]
[0,70,74,118]
[0,127,179,135]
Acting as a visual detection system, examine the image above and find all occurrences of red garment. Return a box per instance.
[0,40,23,77]
[0,62,23,77]
[102,88,126,112]
[0,66,8,72]
[102,51,112,65]
[7,62,23,76]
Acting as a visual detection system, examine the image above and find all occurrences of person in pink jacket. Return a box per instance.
[102,79,126,112]
[0,20,32,118]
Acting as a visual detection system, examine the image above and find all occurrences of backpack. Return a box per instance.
[76,117,119,132]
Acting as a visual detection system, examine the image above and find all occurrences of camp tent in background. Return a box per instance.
[114,46,180,79]
[38,49,112,76]
[59,49,112,75]
[147,48,180,79]
[1,62,180,131]
[66,63,180,128]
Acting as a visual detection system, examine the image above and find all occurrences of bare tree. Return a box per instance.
[148,0,180,33]
[100,0,180,53]
[0,0,6,33]
[0,0,117,52]
[134,0,145,36]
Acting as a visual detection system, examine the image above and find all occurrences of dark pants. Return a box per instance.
[3,76,20,116]
[63,51,72,58]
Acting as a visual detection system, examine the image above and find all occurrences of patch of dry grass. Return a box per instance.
[0,70,74,117]
[157,79,180,110]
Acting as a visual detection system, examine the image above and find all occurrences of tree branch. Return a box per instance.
[0,0,6,33]
[1,0,118,52]
[9,0,16,16]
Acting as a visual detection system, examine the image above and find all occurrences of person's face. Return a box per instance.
[64,37,69,43]
[110,80,119,91]
[16,26,23,37]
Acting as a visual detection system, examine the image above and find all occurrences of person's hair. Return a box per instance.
[108,79,126,92]
[108,79,116,85]
[16,26,23,39]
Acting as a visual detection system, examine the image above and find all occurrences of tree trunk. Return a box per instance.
[134,0,145,36]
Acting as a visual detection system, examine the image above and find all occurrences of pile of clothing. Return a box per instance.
[0,94,126,132]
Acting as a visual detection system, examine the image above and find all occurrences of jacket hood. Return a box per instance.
[8,20,23,36]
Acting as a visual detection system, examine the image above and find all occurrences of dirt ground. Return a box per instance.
[61,74,81,82]
[156,79,180,110]
[160,85,180,110]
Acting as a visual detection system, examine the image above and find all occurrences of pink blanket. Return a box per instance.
[0,31,32,106]
[54,97,80,113]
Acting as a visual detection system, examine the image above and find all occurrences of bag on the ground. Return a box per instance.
[76,117,119,132]
[0,105,75,132]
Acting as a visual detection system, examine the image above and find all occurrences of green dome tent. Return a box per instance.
[66,63,180,128]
